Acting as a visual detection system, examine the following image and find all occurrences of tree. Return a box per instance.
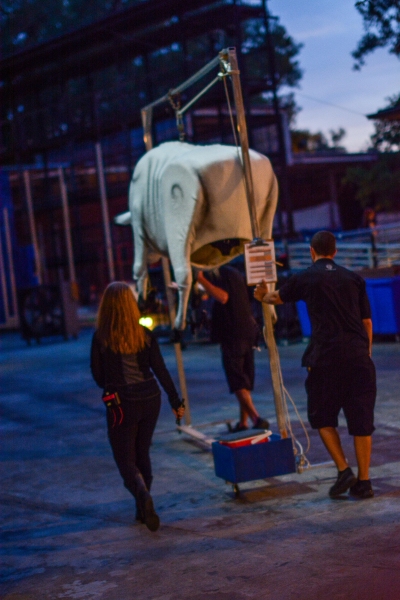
[352,0,400,69]
[243,17,303,89]
[370,93,400,151]
[343,153,400,211]
[291,127,347,153]
[352,3,400,152]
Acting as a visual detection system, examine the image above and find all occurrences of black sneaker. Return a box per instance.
[227,422,249,433]
[349,479,374,499]
[253,417,270,430]
[329,467,357,498]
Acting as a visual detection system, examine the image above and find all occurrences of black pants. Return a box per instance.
[107,395,161,498]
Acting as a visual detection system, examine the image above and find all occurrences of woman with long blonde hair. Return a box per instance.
[91,282,184,532]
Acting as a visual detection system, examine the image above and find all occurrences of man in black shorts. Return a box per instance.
[197,265,270,433]
[254,231,376,499]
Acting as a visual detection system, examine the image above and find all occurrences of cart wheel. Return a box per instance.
[233,484,240,498]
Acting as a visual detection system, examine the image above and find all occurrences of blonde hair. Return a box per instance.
[96,282,146,354]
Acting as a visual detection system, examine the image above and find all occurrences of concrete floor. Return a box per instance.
[1,327,400,599]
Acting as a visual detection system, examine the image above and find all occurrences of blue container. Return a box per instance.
[296,277,400,337]
[365,277,400,335]
[296,300,311,337]
[212,434,296,484]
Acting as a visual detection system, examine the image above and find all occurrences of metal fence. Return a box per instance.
[276,222,400,272]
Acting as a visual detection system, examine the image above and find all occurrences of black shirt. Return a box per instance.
[204,265,256,351]
[279,258,371,367]
[90,327,180,407]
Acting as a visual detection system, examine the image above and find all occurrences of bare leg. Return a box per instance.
[235,389,259,427]
[354,435,372,480]
[318,427,349,471]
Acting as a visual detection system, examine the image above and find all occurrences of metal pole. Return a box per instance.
[262,304,287,438]
[3,208,19,324]
[225,47,288,438]
[224,48,260,240]
[23,170,42,284]
[95,141,115,281]
[161,257,191,425]
[58,167,76,284]
[141,99,190,423]
[0,225,9,323]
[141,107,153,151]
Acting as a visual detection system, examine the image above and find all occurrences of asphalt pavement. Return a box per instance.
[1,326,400,600]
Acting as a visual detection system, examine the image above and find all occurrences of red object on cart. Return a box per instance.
[219,431,272,448]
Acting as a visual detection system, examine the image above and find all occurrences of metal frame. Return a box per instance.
[140,47,288,443]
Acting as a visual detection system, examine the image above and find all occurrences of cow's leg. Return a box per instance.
[132,231,149,301]
[173,265,193,331]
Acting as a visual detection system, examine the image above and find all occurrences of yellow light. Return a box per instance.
[139,316,154,329]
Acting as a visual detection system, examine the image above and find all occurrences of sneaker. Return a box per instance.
[329,467,357,498]
[349,479,374,499]
[227,421,248,433]
[253,417,270,430]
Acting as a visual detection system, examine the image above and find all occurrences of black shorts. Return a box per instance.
[305,356,376,436]
[221,345,255,394]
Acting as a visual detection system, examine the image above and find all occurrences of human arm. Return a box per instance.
[148,332,185,416]
[196,270,229,304]
[254,280,284,305]
[90,332,106,388]
[362,318,373,356]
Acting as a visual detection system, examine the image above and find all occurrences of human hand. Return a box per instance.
[173,406,185,419]
[173,402,185,427]
[196,270,205,283]
[254,280,269,302]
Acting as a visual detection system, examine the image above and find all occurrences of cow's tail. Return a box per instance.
[114,211,131,226]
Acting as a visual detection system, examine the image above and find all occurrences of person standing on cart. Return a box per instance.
[197,264,270,433]
[254,231,376,499]
[90,282,185,531]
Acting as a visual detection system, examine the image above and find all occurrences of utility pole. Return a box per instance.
[262,0,294,237]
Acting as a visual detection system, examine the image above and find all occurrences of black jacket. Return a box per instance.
[90,327,181,408]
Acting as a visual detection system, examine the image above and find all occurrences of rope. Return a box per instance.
[223,76,240,152]
[275,341,311,467]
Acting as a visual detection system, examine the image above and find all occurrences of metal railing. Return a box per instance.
[275,223,400,272]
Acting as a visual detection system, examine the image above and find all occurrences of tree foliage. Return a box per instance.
[370,93,400,151]
[243,18,303,89]
[343,153,400,211]
[291,128,347,153]
[353,0,400,69]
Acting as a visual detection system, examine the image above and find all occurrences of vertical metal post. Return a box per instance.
[0,225,9,322]
[225,47,288,438]
[161,257,191,425]
[23,170,42,284]
[95,141,115,282]
[225,48,260,241]
[141,107,153,151]
[58,167,76,284]
[141,102,190,419]
[3,208,19,323]
[262,304,287,437]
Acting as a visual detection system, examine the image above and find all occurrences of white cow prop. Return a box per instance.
[116,141,278,330]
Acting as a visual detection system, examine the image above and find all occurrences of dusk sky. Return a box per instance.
[268,0,400,152]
